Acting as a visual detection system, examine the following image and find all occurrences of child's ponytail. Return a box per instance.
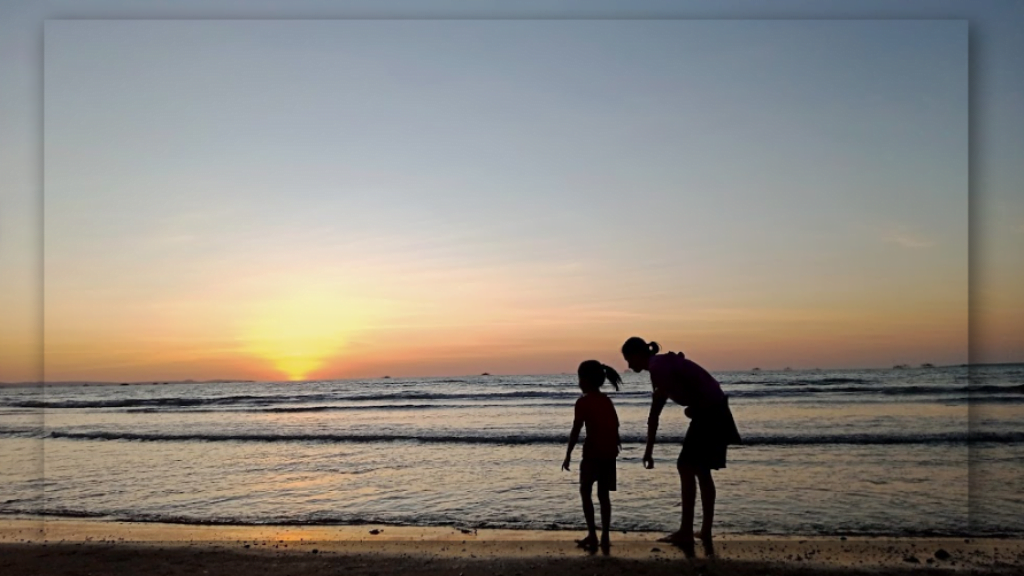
[578,360,622,391]
[601,364,623,391]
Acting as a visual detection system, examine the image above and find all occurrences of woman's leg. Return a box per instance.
[668,463,697,557]
[679,464,697,536]
[696,469,716,536]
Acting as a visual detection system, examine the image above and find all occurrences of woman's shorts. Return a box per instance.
[678,397,742,471]
[580,458,617,491]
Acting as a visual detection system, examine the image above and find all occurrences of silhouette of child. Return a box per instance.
[562,360,623,553]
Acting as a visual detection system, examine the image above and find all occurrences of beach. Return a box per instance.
[3,518,1023,575]
[4,367,1022,574]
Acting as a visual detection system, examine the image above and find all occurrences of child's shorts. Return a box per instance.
[580,457,617,491]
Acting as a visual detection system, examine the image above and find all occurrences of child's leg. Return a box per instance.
[597,484,611,543]
[580,483,597,539]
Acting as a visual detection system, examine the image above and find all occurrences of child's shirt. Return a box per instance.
[574,392,620,460]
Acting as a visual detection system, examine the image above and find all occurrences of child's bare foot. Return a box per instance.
[575,534,598,552]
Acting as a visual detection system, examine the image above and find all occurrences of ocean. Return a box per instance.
[1,364,1022,536]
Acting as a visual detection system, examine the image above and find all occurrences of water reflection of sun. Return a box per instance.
[239,290,370,381]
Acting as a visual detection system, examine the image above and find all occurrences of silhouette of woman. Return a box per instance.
[621,337,741,558]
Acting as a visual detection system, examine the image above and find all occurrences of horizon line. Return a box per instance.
[3,361,1019,387]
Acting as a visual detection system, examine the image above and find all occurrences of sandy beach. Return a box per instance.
[3,518,1022,575]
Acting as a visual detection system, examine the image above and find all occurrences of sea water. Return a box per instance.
[1,364,1021,536]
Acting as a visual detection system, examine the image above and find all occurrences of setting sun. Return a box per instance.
[239,289,366,381]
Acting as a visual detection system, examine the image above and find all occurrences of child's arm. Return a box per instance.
[562,407,584,471]
[615,410,622,456]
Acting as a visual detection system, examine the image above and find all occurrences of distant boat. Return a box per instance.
[752,367,761,372]
[920,363,934,368]
[382,376,391,379]
[893,364,910,369]
[481,372,490,376]
[784,367,792,371]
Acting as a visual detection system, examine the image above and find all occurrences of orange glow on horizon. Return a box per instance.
[24,254,980,383]
[25,293,977,383]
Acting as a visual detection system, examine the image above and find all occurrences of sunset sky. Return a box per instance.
[3,8,1019,383]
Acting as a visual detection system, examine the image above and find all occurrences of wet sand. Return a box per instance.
[2,517,1022,575]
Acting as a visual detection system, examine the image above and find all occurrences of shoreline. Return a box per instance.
[3,517,1023,574]
[3,513,1022,540]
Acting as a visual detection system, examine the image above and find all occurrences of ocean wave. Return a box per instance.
[0,428,40,438]
[20,390,673,410]
[730,384,1023,398]
[122,403,512,414]
[0,508,111,519]
[726,377,873,386]
[0,390,591,409]
[6,384,1022,410]
[41,429,1024,446]
[1,394,290,409]
[967,384,1024,393]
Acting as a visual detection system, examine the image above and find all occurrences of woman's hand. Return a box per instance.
[561,457,571,471]
[642,451,655,469]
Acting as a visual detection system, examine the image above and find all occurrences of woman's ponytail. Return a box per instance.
[622,336,659,358]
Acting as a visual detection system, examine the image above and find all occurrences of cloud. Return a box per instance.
[154,234,197,246]
[881,226,934,249]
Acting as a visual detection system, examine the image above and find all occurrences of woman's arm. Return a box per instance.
[643,389,669,469]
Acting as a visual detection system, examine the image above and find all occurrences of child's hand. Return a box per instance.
[561,457,571,471]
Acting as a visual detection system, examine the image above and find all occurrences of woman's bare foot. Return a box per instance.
[599,533,611,555]
[699,529,715,557]
[656,530,691,543]
[575,534,598,552]
[657,530,695,558]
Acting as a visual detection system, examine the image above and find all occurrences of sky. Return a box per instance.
[1,1,1020,383]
